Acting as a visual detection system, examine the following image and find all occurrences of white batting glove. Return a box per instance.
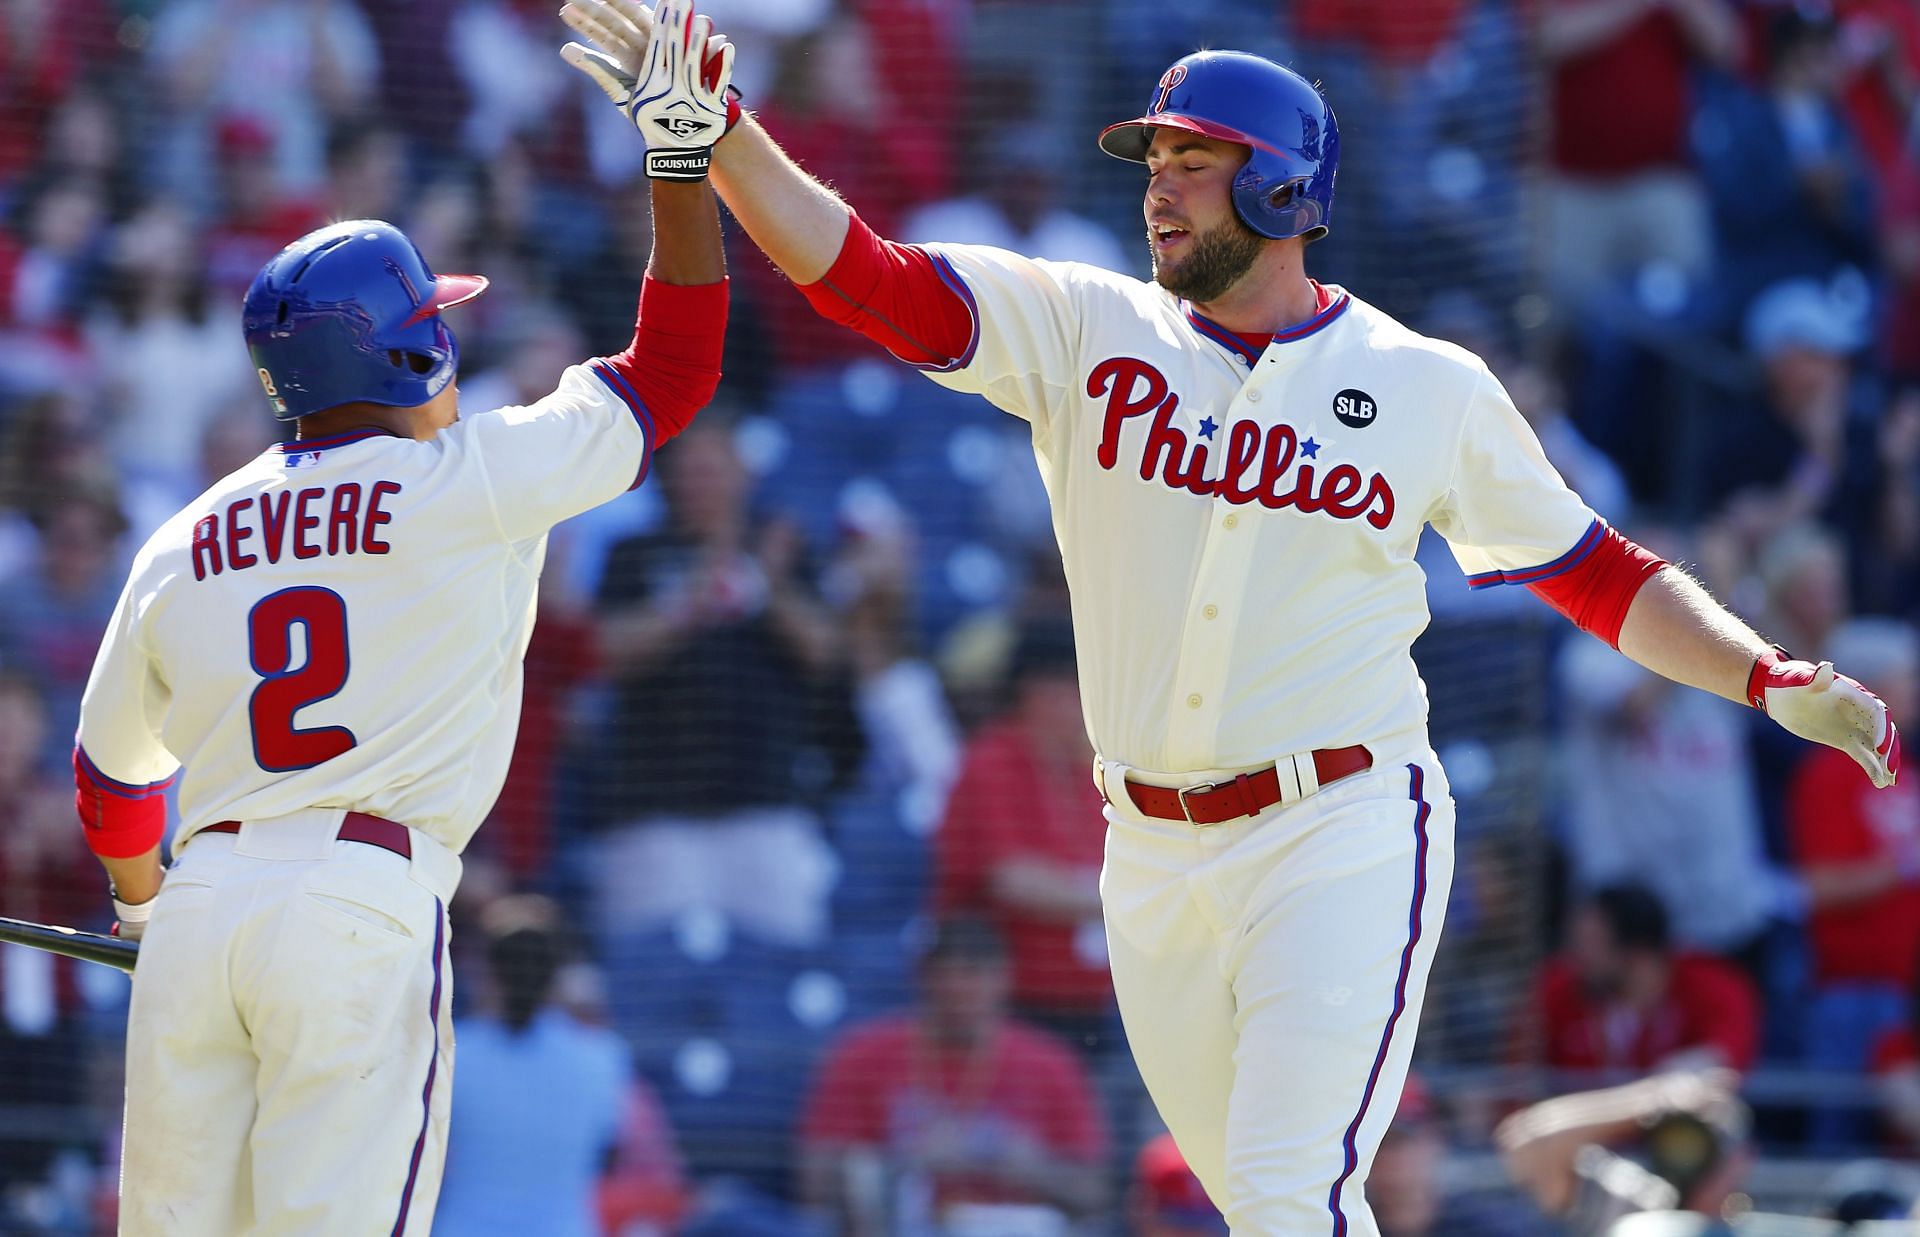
[1750,649,1902,788]
[561,0,737,182]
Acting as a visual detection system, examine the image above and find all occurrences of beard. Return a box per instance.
[1150,213,1265,302]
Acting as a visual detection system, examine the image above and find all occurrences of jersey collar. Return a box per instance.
[1185,282,1351,366]
[273,427,405,454]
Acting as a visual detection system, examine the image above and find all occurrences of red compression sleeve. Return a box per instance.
[1525,524,1668,649]
[595,275,728,444]
[73,746,173,859]
[795,212,974,366]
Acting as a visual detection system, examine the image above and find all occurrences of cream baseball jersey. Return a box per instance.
[74,362,652,857]
[916,244,1598,773]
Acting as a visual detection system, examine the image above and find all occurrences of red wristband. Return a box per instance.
[1747,647,1817,712]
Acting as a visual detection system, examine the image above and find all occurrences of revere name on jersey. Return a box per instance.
[74,362,652,857]
[915,243,1596,774]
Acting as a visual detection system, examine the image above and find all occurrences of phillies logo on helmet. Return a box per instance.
[1151,64,1187,114]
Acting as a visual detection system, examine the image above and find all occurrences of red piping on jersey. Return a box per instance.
[796,212,977,368]
[1327,762,1432,1234]
[275,428,401,454]
[1186,312,1265,365]
[1465,518,1606,589]
[391,902,445,1235]
[1269,284,1347,342]
[920,252,983,371]
[1487,520,1668,649]
[587,363,659,491]
[72,744,176,858]
[594,275,727,448]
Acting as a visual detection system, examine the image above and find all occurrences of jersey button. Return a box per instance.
[1246,388,1262,402]
[1186,693,1202,709]
[1203,604,1219,620]
[1223,514,1239,530]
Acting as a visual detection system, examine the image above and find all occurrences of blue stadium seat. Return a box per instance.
[827,788,929,937]
[628,936,863,1195]
[751,361,1028,645]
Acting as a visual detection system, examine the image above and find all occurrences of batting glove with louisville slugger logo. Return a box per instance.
[561,0,737,182]
[1750,648,1902,788]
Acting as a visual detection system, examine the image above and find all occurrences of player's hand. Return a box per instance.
[1751,650,1901,788]
[560,0,736,182]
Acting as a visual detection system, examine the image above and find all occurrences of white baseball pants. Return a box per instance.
[120,811,460,1235]
[1099,740,1455,1236]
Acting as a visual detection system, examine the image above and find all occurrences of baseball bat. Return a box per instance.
[0,916,138,973]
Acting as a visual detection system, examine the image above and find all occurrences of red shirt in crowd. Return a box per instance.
[1550,5,1697,175]
[0,784,106,1022]
[1881,156,1920,379]
[1874,1025,1919,1075]
[933,721,1113,1015]
[1870,1025,1920,1149]
[800,1014,1106,1209]
[1292,0,1470,64]
[1837,0,1920,179]
[203,199,327,302]
[0,0,117,185]
[1526,954,1760,1072]
[1790,746,1920,985]
[491,606,598,879]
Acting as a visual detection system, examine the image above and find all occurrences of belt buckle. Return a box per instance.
[1176,781,1218,825]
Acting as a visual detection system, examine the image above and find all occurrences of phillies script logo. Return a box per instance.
[1151,64,1187,113]
[1089,357,1395,528]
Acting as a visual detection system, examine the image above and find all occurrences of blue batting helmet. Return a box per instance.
[241,220,488,421]
[1098,51,1340,242]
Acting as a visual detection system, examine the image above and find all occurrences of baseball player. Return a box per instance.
[558,9,1906,1233]
[70,4,735,1230]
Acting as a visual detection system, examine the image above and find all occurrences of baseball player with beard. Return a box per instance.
[70,4,735,1230]
[561,9,1903,1235]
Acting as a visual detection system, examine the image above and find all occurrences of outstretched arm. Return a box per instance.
[711,114,853,285]
[646,179,725,286]
[1498,1071,1740,1215]
[593,181,728,447]
[567,0,854,282]
[1615,566,1767,703]
[1449,376,1898,789]
[1616,565,1900,787]
[571,3,976,366]
[563,0,733,443]
[709,113,973,366]
[1531,539,1900,788]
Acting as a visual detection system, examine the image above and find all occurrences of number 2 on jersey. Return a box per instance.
[248,587,356,772]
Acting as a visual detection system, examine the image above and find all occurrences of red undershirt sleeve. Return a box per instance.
[73,746,174,859]
[794,212,974,366]
[1525,524,1667,649]
[594,274,728,445]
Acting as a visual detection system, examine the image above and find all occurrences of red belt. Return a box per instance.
[200,813,412,860]
[1122,745,1373,825]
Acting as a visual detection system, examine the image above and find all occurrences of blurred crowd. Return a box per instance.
[5,0,1920,1232]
